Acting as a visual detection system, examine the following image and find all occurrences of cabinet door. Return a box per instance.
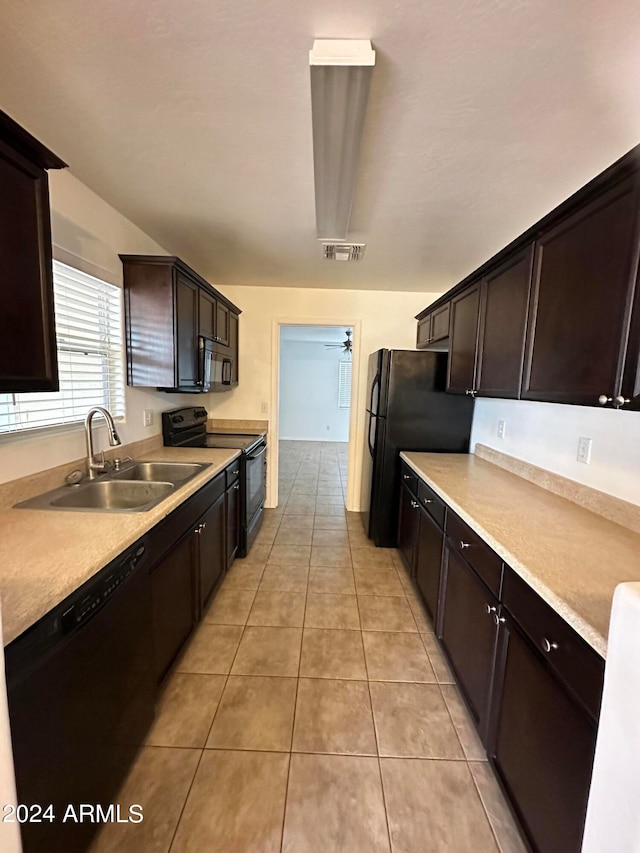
[447,284,481,394]
[522,178,640,405]
[0,146,58,392]
[229,312,239,384]
[414,508,443,623]
[398,485,420,575]
[150,532,197,682]
[216,301,230,347]
[431,303,450,342]
[226,481,241,568]
[175,274,199,388]
[416,316,431,349]
[476,248,533,398]
[199,290,216,340]
[197,491,226,609]
[489,616,598,853]
[439,545,499,740]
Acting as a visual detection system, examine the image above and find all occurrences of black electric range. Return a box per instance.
[162,407,267,556]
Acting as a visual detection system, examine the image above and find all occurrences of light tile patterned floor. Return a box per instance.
[91,440,526,853]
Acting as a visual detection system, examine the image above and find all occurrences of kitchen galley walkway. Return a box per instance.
[91,440,525,853]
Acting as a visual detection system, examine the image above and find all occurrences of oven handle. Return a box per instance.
[246,445,267,461]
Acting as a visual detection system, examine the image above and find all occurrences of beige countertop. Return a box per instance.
[0,447,240,647]
[401,452,640,658]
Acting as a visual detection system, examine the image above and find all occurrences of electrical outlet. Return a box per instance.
[497,419,506,439]
[577,437,592,464]
[260,401,268,414]
[143,409,154,427]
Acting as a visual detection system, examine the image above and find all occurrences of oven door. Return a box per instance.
[245,441,267,523]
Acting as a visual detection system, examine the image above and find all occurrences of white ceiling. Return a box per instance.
[1,1,640,294]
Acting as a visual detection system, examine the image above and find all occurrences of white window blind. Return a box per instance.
[0,261,125,435]
[338,360,352,409]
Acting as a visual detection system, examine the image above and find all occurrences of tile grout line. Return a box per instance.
[278,491,313,853]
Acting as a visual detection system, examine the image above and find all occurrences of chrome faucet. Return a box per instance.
[84,407,122,479]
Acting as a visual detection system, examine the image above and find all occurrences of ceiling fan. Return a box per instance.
[325,329,353,356]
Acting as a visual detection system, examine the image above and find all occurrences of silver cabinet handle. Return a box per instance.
[492,613,506,626]
[614,396,630,408]
[541,638,558,653]
[234,483,240,490]
[231,469,240,476]
[410,500,419,509]
[201,522,207,530]
[598,395,612,405]
[403,474,411,480]
[195,526,202,535]
[459,541,471,549]
[485,604,497,615]
[423,498,433,505]
[465,389,477,397]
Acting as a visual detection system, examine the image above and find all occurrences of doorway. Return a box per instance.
[269,319,361,510]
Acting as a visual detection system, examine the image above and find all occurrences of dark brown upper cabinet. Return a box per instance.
[0,110,66,393]
[416,302,450,349]
[522,177,640,408]
[446,283,481,394]
[121,255,241,393]
[476,246,534,399]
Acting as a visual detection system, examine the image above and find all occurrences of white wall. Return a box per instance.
[203,285,434,509]
[0,170,197,485]
[471,398,640,506]
[279,339,350,441]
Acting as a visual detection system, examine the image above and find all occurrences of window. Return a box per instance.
[0,261,125,435]
[338,360,352,408]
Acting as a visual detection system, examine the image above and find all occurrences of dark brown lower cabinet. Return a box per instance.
[398,484,420,574]
[197,490,226,609]
[439,544,500,741]
[414,508,443,622]
[489,614,598,853]
[150,532,197,682]
[226,480,241,568]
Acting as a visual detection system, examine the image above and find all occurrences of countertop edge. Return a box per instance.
[400,451,608,658]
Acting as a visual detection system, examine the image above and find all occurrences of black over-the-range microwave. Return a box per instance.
[199,336,235,392]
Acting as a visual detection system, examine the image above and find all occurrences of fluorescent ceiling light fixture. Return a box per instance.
[310,39,375,240]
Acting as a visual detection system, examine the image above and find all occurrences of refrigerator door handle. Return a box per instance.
[370,373,381,417]
[367,413,376,457]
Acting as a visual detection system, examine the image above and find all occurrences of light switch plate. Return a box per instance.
[497,419,506,439]
[577,436,592,464]
[143,409,154,427]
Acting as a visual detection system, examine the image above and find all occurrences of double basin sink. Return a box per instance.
[16,461,211,513]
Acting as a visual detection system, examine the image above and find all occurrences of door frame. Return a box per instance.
[269,317,362,511]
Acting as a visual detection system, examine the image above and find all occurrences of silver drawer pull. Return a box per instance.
[231,469,240,476]
[493,613,506,626]
[459,541,471,549]
[541,638,558,653]
[234,483,240,490]
[423,498,433,505]
[403,474,411,480]
[410,500,419,509]
[485,604,496,615]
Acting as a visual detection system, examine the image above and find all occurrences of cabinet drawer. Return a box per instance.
[502,568,604,720]
[446,513,502,597]
[417,480,445,529]
[225,461,241,489]
[400,463,418,497]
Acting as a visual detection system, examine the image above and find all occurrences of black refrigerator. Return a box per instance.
[362,349,474,547]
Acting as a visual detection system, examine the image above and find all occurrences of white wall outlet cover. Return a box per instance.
[143,409,154,427]
[497,419,506,439]
[577,436,592,464]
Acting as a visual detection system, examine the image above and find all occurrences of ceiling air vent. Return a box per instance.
[322,242,365,261]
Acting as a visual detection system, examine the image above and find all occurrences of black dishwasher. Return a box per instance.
[5,537,155,853]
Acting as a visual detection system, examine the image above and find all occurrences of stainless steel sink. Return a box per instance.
[17,479,175,513]
[112,461,209,485]
[14,459,211,513]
